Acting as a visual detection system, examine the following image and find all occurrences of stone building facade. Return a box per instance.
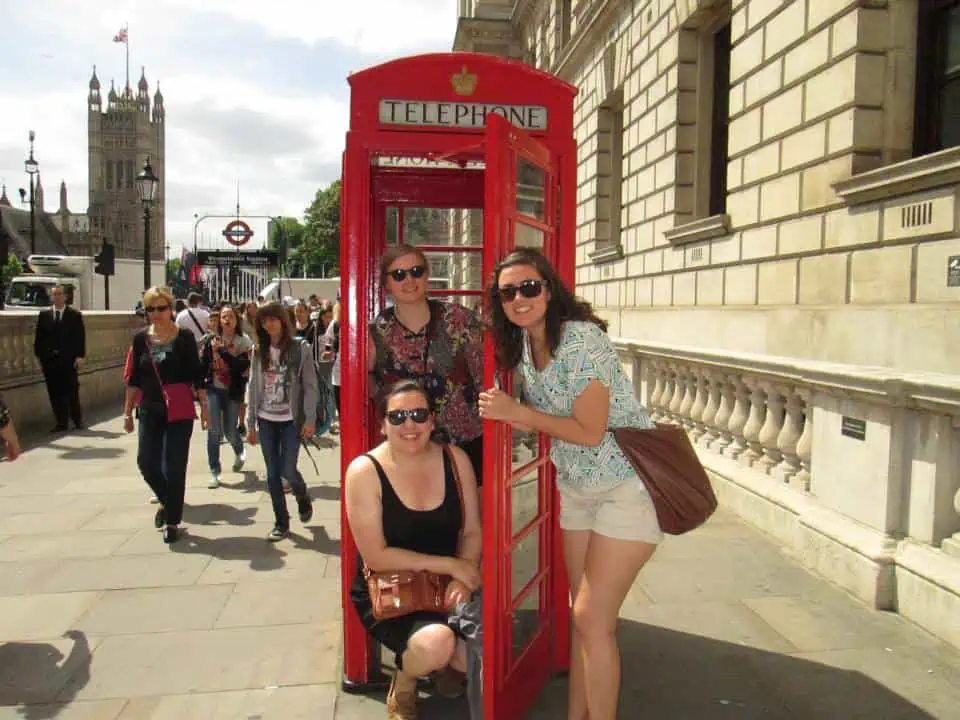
[86,66,165,261]
[455,0,960,651]
[456,0,960,375]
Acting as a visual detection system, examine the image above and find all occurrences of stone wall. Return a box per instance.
[488,0,959,374]
[0,312,142,437]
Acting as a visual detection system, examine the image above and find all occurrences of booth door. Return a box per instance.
[482,113,561,720]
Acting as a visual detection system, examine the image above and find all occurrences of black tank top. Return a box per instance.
[350,447,463,606]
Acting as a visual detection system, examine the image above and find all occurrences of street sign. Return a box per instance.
[196,250,279,267]
[222,220,255,247]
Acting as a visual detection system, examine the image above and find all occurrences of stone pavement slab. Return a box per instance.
[2,414,960,719]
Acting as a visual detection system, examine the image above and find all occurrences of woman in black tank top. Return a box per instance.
[345,380,482,720]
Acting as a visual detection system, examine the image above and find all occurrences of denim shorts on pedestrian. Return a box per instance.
[558,477,663,544]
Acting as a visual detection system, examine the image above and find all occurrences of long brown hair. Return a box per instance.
[487,248,607,369]
[254,302,294,367]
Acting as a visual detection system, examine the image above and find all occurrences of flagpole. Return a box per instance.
[125,24,130,95]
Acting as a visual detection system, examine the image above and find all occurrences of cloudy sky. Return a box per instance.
[0,0,457,255]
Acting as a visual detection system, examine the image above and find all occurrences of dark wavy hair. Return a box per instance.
[254,301,294,367]
[487,248,607,369]
[375,379,434,423]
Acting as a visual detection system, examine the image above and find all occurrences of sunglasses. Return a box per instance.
[386,408,431,425]
[497,279,548,302]
[145,305,170,313]
[388,265,426,282]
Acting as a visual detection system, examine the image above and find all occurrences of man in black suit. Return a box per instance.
[33,285,86,432]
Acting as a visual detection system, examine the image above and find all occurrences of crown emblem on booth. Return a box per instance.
[451,66,478,96]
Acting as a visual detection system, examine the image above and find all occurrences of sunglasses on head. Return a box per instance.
[386,408,430,425]
[497,279,548,302]
[388,265,426,282]
[145,304,170,313]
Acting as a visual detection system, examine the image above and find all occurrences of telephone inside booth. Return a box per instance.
[339,52,577,719]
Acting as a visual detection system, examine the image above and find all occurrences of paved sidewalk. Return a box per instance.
[0,414,958,719]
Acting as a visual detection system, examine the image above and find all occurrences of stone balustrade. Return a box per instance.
[0,312,143,437]
[615,339,960,651]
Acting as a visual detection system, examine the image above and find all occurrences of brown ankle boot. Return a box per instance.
[386,674,418,720]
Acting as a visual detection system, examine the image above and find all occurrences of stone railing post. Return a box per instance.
[791,389,813,491]
[723,376,750,459]
[756,382,785,473]
[710,376,735,453]
[774,389,805,484]
[678,368,697,430]
[698,371,722,448]
[739,379,767,468]
[668,366,686,423]
[689,371,710,441]
[647,361,666,420]
[658,366,676,423]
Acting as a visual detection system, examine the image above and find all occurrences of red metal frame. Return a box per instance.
[340,53,576,717]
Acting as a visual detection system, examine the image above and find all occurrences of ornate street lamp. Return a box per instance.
[136,156,158,290]
[24,131,39,256]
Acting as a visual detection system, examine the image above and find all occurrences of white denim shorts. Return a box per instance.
[558,477,663,544]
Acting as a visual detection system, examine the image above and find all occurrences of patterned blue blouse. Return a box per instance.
[519,321,655,490]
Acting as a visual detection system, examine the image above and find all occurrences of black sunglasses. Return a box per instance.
[497,279,548,302]
[388,265,426,282]
[145,304,170,313]
[386,408,431,425]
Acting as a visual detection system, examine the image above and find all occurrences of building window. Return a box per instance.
[592,89,624,256]
[558,0,572,48]
[127,160,134,188]
[539,20,551,70]
[105,162,113,190]
[915,0,960,155]
[116,160,124,189]
[675,8,732,225]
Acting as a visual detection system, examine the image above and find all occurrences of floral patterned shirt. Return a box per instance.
[372,300,483,444]
[519,321,655,490]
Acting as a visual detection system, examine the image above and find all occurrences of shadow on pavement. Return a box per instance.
[210,470,262,495]
[309,484,341,502]
[46,444,126,461]
[182,503,258,526]
[169,530,290,572]
[0,630,91,718]
[289,525,341,556]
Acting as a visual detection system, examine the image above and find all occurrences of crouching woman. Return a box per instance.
[346,380,482,720]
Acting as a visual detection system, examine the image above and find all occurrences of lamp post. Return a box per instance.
[136,156,158,290]
[24,131,39,256]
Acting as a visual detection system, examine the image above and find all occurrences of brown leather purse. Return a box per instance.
[365,445,466,622]
[613,423,718,535]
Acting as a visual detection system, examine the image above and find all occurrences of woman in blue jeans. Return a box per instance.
[246,302,316,541]
[123,285,207,545]
[200,304,253,488]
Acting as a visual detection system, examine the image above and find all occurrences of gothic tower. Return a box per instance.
[87,65,165,261]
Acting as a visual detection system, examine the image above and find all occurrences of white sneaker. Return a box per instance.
[232,449,246,473]
[208,473,221,489]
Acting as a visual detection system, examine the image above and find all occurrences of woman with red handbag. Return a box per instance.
[346,380,482,720]
[123,286,208,545]
[478,249,661,720]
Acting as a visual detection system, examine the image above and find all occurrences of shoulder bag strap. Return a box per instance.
[443,444,466,550]
[186,309,205,335]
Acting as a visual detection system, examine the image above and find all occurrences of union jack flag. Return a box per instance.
[113,27,128,43]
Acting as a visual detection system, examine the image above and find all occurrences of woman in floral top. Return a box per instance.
[369,245,484,484]
[478,248,659,720]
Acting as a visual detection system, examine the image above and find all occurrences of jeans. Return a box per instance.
[137,408,193,525]
[206,387,242,473]
[257,418,308,529]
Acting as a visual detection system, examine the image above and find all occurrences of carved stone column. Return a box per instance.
[647,362,666,420]
[791,390,813,491]
[774,390,805,483]
[689,371,710,441]
[739,379,767,468]
[678,369,697,430]
[711,376,735,453]
[723,377,750,459]
[659,367,676,423]
[668,366,686,423]
[698,371,722,448]
[756,383,785,473]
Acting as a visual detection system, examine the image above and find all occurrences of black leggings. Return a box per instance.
[333,385,341,415]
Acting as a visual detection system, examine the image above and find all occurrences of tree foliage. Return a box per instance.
[299,180,341,278]
[1,255,22,289]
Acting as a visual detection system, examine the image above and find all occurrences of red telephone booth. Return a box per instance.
[339,52,577,719]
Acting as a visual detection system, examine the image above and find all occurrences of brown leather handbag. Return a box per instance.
[365,445,466,622]
[613,423,717,535]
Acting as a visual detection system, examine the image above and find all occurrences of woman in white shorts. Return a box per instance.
[479,248,661,720]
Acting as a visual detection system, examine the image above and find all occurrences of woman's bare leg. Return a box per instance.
[562,529,592,720]
[573,534,656,720]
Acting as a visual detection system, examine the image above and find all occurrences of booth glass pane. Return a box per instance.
[515,223,545,251]
[512,583,541,662]
[517,159,546,220]
[511,528,540,596]
[386,207,400,245]
[422,250,483,297]
[403,208,482,247]
[511,468,539,536]
[511,368,538,471]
